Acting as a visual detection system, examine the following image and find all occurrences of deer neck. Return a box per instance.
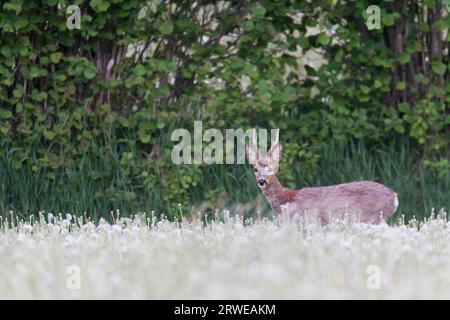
[262,175,295,213]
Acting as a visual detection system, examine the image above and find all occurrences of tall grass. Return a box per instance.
[0,137,448,222]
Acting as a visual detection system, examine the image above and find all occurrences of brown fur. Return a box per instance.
[261,176,397,224]
[246,132,398,224]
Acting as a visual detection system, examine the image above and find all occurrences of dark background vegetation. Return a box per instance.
[0,0,449,221]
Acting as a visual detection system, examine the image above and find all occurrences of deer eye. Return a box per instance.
[254,168,258,173]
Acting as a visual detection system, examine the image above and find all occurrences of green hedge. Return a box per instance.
[0,0,449,214]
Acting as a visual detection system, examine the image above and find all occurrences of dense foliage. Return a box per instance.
[0,0,449,217]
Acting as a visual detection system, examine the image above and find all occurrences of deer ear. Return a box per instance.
[246,128,260,164]
[246,144,259,164]
[268,142,282,168]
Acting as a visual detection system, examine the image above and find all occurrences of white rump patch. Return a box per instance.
[394,194,399,211]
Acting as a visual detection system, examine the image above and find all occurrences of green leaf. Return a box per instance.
[243,21,254,31]
[139,134,151,144]
[0,109,12,119]
[3,2,22,14]
[252,5,266,18]
[298,36,310,49]
[28,67,42,79]
[395,82,406,90]
[159,21,174,35]
[90,0,110,12]
[134,64,147,76]
[394,124,405,133]
[2,24,14,33]
[317,33,330,46]
[431,61,446,75]
[13,88,23,98]
[157,121,165,129]
[382,14,396,26]
[399,103,410,113]
[397,53,410,65]
[53,73,67,82]
[83,68,96,79]
[50,52,63,64]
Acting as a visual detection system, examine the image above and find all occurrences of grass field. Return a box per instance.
[1,212,450,299]
[1,138,449,222]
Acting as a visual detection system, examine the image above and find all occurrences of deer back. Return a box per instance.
[282,181,398,224]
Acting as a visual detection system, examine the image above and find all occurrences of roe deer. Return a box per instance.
[246,131,398,224]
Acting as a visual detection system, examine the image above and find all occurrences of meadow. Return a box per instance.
[1,1,450,301]
[1,211,450,299]
[1,138,449,222]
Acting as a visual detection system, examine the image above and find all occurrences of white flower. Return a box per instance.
[0,210,449,299]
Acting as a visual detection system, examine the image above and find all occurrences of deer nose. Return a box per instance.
[258,179,266,187]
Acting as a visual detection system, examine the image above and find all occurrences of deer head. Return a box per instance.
[246,129,282,190]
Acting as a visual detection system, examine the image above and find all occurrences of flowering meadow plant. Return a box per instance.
[0,211,449,299]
